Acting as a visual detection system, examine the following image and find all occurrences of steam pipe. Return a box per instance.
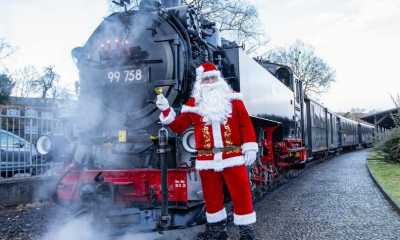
[139,0,182,10]
[161,0,181,7]
[157,126,170,230]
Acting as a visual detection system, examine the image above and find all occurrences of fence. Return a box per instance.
[0,105,63,180]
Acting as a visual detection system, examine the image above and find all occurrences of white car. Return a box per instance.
[0,129,38,177]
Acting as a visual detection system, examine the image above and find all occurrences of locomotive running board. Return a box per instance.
[250,115,281,127]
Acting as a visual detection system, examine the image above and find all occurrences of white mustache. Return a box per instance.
[201,81,224,92]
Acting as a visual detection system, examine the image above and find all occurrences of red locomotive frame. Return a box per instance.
[57,124,307,208]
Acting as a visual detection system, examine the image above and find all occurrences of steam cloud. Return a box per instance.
[41,216,108,240]
[34,2,201,240]
[35,4,162,240]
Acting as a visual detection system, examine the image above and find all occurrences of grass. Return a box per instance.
[367,149,400,207]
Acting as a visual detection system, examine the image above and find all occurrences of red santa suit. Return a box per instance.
[159,63,258,226]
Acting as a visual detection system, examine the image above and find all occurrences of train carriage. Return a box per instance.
[339,117,359,148]
[326,111,340,151]
[358,122,375,147]
[304,98,329,155]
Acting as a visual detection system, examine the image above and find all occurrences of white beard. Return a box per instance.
[194,79,232,123]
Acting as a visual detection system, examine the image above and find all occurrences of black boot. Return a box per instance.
[239,224,257,240]
[196,220,229,240]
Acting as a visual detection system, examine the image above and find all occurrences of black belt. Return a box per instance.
[198,145,241,155]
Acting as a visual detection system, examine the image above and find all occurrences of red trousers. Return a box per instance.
[199,165,256,225]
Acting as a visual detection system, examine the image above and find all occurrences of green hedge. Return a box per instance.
[376,128,400,163]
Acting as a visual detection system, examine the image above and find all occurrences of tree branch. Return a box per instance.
[265,40,335,97]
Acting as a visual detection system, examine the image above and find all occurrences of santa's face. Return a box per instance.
[201,76,218,84]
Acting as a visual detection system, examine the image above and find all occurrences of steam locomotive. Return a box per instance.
[45,0,375,232]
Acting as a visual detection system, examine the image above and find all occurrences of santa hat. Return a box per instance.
[196,62,221,80]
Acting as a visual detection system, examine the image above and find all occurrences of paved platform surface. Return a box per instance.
[252,150,400,240]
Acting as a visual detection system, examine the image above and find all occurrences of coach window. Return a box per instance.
[276,67,293,91]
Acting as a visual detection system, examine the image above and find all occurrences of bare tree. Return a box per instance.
[30,66,60,98]
[0,38,17,73]
[391,94,400,128]
[107,0,267,54]
[184,0,266,53]
[0,38,15,102]
[0,73,15,103]
[265,40,336,96]
[51,87,77,101]
[0,38,16,61]
[12,65,40,97]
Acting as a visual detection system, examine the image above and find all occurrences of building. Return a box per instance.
[361,108,399,129]
[0,97,63,143]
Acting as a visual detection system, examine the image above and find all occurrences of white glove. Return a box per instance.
[156,94,170,111]
[244,150,257,166]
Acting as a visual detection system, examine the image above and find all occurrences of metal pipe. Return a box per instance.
[157,126,170,229]
[161,0,181,8]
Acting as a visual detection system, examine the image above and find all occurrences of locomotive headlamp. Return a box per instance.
[36,135,52,155]
[182,129,196,153]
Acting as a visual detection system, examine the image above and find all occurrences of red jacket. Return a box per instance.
[160,93,258,171]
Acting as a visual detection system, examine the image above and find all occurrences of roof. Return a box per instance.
[362,107,399,119]
[1,97,58,109]
[361,108,399,129]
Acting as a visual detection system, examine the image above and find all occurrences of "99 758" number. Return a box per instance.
[107,69,143,83]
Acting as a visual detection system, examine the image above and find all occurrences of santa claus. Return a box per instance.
[156,62,258,240]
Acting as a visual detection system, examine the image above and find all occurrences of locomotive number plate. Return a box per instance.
[106,67,148,84]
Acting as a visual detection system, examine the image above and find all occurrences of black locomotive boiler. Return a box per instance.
[49,0,376,232]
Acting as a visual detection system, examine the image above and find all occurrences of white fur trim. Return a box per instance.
[230,92,243,100]
[201,70,221,79]
[181,104,199,114]
[241,142,258,153]
[212,122,224,148]
[206,208,227,223]
[196,65,204,78]
[159,109,176,125]
[234,212,256,225]
[195,155,244,172]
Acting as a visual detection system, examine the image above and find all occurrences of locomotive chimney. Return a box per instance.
[161,0,181,7]
[139,0,161,10]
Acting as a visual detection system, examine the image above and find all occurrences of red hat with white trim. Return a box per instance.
[196,62,221,80]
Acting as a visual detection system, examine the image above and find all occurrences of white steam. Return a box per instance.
[41,216,108,240]
[35,5,198,240]
[39,213,197,240]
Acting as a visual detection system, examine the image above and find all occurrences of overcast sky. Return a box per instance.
[1,0,399,112]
